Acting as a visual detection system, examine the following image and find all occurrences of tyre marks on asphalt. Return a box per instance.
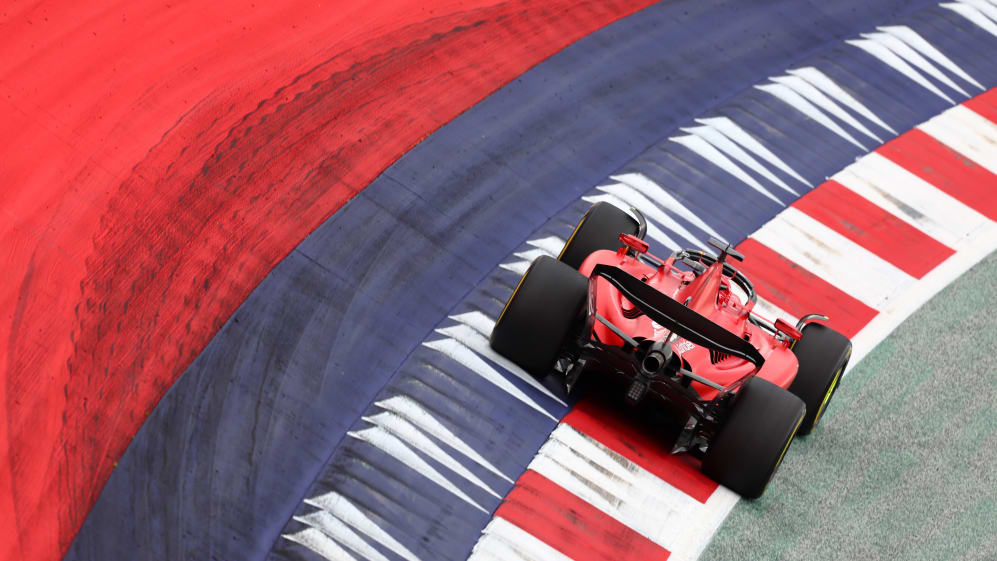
[751,207,919,310]
[725,240,878,339]
[562,402,718,504]
[4,1,663,559]
[488,469,670,561]
[274,333,569,561]
[918,104,997,177]
[465,9,997,561]
[742,100,997,346]
[789,180,955,279]
[57,2,997,560]
[478,97,997,561]
[878,129,997,221]
[834,152,989,247]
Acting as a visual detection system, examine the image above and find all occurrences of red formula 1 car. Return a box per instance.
[490,202,852,498]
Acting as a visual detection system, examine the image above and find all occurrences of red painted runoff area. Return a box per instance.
[791,180,955,279]
[877,128,997,222]
[963,87,997,125]
[496,470,671,561]
[0,1,656,559]
[734,239,878,338]
[563,399,718,503]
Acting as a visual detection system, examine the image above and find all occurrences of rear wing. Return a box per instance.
[589,264,765,368]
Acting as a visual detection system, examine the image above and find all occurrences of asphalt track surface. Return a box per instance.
[702,249,997,561]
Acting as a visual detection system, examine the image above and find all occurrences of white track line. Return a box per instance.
[751,206,917,310]
[919,104,997,176]
[833,152,990,248]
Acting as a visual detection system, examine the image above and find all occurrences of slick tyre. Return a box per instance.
[489,256,588,379]
[558,202,641,269]
[789,323,852,435]
[702,378,806,499]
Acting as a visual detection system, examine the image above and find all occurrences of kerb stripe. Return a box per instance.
[790,180,955,278]
[734,239,878,338]
[562,399,717,503]
[962,88,997,129]
[494,470,671,561]
[877,129,997,222]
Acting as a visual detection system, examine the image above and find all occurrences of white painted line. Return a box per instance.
[861,32,970,98]
[669,134,784,204]
[295,510,390,561]
[434,323,568,407]
[833,152,991,248]
[348,425,489,513]
[752,296,799,326]
[681,124,801,196]
[469,518,575,561]
[847,39,955,104]
[755,83,868,150]
[611,172,727,239]
[787,66,898,134]
[499,261,530,276]
[525,236,565,257]
[751,206,917,310]
[583,193,682,251]
[770,74,883,142]
[375,394,514,483]
[695,116,812,187]
[960,0,997,23]
[511,248,548,263]
[942,2,997,38]
[877,25,985,90]
[597,183,708,249]
[363,411,504,498]
[527,424,735,556]
[449,311,496,339]
[918,104,997,177]
[423,338,560,420]
[305,491,424,561]
[668,487,739,561]
[848,221,997,367]
[284,528,360,561]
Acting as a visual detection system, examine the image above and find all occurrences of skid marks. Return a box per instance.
[942,1,997,38]
[283,5,997,561]
[280,230,578,560]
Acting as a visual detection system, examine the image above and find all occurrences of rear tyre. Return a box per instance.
[490,256,588,378]
[789,323,852,435]
[558,202,640,269]
[701,378,806,499]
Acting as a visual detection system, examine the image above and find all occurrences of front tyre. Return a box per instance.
[789,323,852,435]
[490,256,588,379]
[701,378,806,499]
[558,202,641,269]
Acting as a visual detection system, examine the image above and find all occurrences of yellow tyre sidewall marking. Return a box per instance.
[495,264,531,328]
[764,409,805,493]
[813,365,843,428]
[557,212,589,261]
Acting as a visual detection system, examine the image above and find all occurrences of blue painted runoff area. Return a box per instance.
[65,2,997,561]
